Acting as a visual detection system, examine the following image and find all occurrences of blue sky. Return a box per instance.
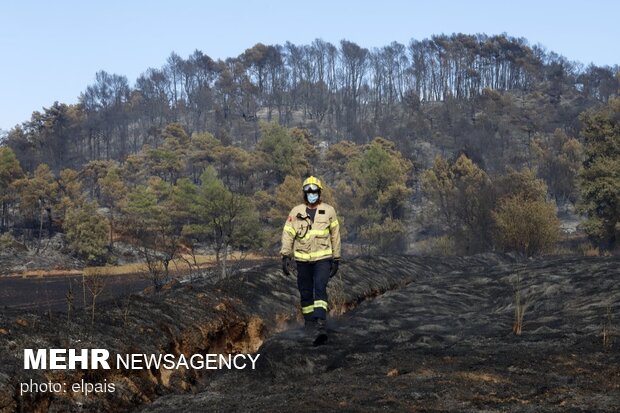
[1,0,619,131]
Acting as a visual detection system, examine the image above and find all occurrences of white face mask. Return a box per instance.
[307,193,319,204]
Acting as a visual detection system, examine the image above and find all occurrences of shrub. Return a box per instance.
[577,242,600,257]
[64,202,108,263]
[493,195,560,257]
[414,235,457,256]
[0,233,17,249]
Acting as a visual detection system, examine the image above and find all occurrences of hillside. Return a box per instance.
[1,34,618,272]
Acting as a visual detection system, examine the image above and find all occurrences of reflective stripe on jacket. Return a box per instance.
[280,202,341,262]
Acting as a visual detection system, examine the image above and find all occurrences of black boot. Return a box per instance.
[304,318,317,331]
[313,319,328,346]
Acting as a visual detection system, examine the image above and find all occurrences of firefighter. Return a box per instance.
[280,176,341,343]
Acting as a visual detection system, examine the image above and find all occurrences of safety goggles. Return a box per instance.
[303,184,320,192]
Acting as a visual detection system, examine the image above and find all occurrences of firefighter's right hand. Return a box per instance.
[282,256,292,276]
[329,259,339,278]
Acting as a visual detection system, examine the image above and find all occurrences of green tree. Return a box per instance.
[145,138,186,184]
[188,131,223,180]
[420,156,456,227]
[0,147,23,232]
[346,138,412,252]
[98,165,128,247]
[170,178,201,270]
[56,168,84,222]
[493,168,548,202]
[81,160,115,200]
[321,140,362,180]
[450,154,494,253]
[257,122,310,183]
[531,129,583,203]
[14,164,59,250]
[180,167,262,279]
[578,97,620,249]
[119,126,189,186]
[212,145,256,193]
[270,175,303,222]
[64,201,108,263]
[120,153,147,189]
[492,164,561,257]
[160,122,189,144]
[25,102,84,170]
[260,176,301,251]
[421,154,493,253]
[122,179,180,290]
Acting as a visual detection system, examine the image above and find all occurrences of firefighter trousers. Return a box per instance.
[296,258,331,321]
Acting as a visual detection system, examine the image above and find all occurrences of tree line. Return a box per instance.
[1,93,618,284]
[3,34,618,176]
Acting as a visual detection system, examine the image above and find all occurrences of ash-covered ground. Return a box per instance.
[1,254,618,412]
[142,255,620,413]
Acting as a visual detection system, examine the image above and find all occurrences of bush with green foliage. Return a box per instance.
[531,129,583,202]
[492,195,560,257]
[0,147,23,231]
[421,154,494,254]
[422,157,562,256]
[64,201,108,263]
[343,138,412,253]
[175,167,263,279]
[578,97,620,250]
[257,122,311,183]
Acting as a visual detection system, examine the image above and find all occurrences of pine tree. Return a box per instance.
[64,201,108,263]
[578,97,620,249]
[346,138,412,252]
[98,165,128,247]
[0,147,23,231]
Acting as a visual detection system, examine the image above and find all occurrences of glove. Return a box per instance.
[329,259,339,278]
[282,256,292,276]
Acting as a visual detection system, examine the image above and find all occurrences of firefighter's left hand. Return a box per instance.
[282,256,292,276]
[329,259,339,278]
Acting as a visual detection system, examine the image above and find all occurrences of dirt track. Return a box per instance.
[0,257,265,311]
[0,273,151,311]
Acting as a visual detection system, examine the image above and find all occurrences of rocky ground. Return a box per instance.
[0,254,618,412]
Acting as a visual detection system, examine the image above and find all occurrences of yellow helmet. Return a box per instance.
[302,176,323,191]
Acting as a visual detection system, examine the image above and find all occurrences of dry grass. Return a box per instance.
[413,235,456,256]
[328,272,348,316]
[512,273,528,336]
[513,291,526,335]
[601,304,614,350]
[454,371,511,384]
[553,246,573,255]
[579,243,601,257]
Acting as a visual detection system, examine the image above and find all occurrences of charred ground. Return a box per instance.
[144,254,620,412]
[1,254,619,412]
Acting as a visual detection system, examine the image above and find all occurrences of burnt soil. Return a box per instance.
[1,254,619,412]
[143,255,620,413]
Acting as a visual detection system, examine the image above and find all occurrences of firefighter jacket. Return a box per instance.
[280,202,341,262]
